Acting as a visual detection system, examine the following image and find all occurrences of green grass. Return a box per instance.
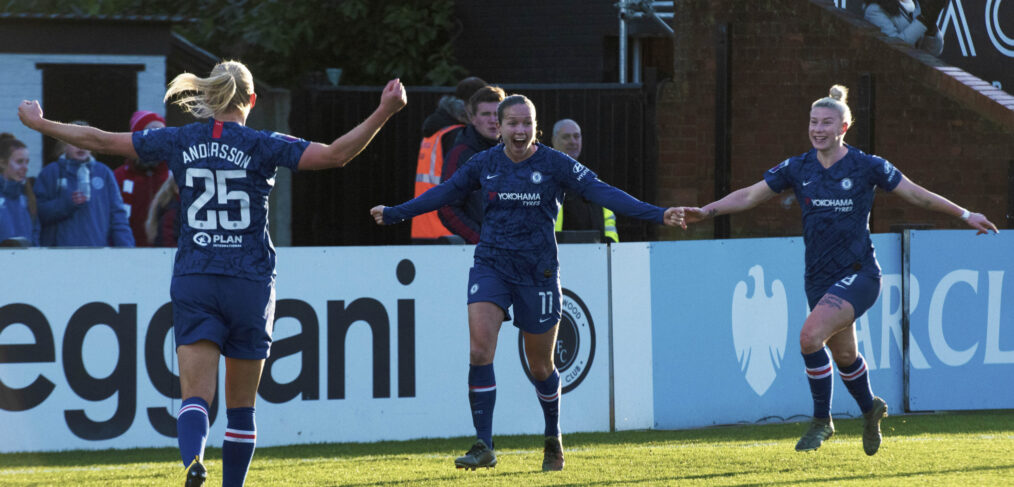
[2,411,1013,486]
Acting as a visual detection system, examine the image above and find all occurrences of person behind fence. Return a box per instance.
[115,110,176,247]
[552,119,618,243]
[0,133,38,246]
[671,84,997,456]
[19,59,407,487]
[864,0,945,56]
[371,94,681,472]
[33,121,133,247]
[412,75,488,243]
[144,175,181,245]
[436,85,506,244]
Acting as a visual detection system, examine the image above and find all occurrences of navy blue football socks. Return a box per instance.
[177,397,210,467]
[839,354,875,412]
[802,349,834,418]
[535,369,561,438]
[222,407,256,487]
[468,364,496,448]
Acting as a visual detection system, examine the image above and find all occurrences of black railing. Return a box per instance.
[289,83,658,246]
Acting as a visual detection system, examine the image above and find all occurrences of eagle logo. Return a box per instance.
[731,265,788,396]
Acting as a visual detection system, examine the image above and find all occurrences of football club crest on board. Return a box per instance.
[518,288,595,393]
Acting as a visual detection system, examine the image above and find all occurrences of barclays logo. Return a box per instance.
[731,265,788,396]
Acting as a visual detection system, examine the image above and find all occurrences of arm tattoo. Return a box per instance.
[706,208,718,218]
[817,294,845,310]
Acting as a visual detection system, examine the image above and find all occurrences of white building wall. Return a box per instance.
[0,54,165,176]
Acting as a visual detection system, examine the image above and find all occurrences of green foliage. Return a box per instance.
[2,412,1014,485]
[2,0,465,87]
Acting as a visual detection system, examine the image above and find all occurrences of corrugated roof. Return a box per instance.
[0,12,194,23]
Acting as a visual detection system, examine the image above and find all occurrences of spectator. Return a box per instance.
[0,133,37,246]
[145,176,179,245]
[412,76,488,243]
[115,110,176,246]
[437,85,506,243]
[864,0,944,56]
[552,119,618,243]
[34,121,133,247]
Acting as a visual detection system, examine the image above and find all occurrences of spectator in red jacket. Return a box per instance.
[114,110,176,246]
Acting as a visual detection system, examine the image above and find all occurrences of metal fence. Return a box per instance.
[288,82,658,246]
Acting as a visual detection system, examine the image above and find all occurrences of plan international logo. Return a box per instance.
[731,265,788,396]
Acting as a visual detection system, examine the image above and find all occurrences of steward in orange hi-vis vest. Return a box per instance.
[411,124,462,239]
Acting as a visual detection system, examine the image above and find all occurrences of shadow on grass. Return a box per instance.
[2,410,1012,469]
[333,470,746,487]
[744,463,1014,487]
[310,463,1014,487]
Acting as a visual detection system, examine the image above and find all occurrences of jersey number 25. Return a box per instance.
[186,168,251,231]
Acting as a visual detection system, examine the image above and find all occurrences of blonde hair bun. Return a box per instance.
[828,84,849,104]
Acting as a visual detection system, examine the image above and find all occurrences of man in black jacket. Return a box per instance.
[437,85,505,243]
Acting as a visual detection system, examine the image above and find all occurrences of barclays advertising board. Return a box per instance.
[649,235,906,429]
[907,230,1013,410]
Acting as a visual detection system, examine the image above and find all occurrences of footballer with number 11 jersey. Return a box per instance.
[373,94,681,473]
[384,136,663,286]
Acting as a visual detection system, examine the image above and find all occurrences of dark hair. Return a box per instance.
[0,133,26,163]
[455,76,488,101]
[0,133,36,217]
[496,94,537,124]
[467,85,506,115]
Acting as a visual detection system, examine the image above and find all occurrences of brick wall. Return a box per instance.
[658,0,1014,240]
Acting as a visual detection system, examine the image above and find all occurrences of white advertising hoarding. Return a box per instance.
[0,244,612,453]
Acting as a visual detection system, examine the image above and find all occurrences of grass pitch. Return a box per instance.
[1,411,1012,486]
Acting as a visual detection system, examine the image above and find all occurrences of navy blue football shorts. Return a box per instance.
[467,264,562,334]
[170,274,276,359]
[807,272,881,320]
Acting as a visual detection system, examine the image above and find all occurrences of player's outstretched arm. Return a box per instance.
[671,180,775,230]
[370,205,388,225]
[892,176,999,235]
[18,100,138,159]
[298,79,407,171]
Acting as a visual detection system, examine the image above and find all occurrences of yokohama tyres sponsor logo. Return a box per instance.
[809,198,854,212]
[498,192,541,206]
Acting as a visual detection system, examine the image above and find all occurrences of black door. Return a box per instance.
[39,63,142,170]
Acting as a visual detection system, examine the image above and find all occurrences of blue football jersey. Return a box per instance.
[133,120,309,280]
[764,145,903,290]
[385,143,665,285]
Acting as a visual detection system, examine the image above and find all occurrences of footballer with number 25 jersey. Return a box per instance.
[19,60,407,487]
[133,120,308,280]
